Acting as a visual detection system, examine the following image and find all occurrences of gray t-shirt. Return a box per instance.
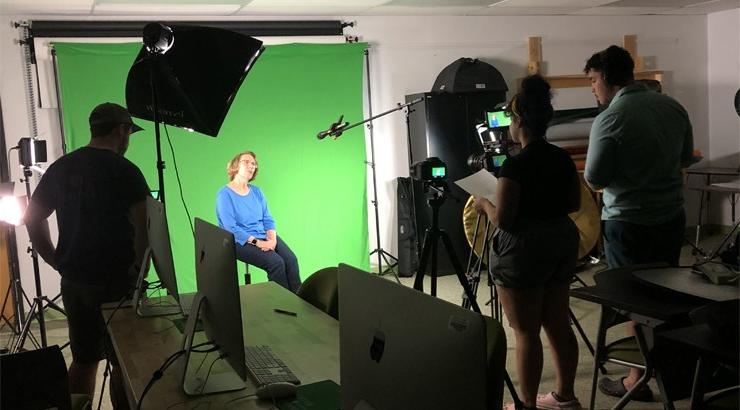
[585,84,694,225]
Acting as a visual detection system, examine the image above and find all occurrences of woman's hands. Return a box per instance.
[472,197,495,215]
[256,238,277,252]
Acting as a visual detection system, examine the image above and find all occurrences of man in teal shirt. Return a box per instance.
[583,45,694,401]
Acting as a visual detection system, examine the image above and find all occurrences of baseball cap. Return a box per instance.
[89,102,144,133]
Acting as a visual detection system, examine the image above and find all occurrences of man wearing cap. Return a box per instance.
[24,102,149,407]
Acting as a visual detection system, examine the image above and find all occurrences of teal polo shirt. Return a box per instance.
[584,84,694,225]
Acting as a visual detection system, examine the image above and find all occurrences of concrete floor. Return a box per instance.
[1,232,736,409]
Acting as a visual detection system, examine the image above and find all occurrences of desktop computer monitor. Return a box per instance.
[180,218,246,395]
[338,264,490,410]
[131,196,182,316]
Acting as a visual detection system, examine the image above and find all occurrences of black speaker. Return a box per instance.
[406,92,506,275]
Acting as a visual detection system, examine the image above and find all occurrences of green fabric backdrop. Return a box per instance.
[53,42,369,293]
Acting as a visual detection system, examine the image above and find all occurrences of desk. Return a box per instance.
[633,268,740,302]
[105,282,340,409]
[571,269,710,410]
[685,167,740,247]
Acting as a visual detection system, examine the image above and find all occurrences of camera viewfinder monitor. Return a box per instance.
[486,110,511,129]
[181,218,246,395]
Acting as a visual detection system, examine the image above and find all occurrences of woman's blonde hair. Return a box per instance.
[226,151,258,181]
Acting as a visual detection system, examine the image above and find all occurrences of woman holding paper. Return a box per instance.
[473,75,582,410]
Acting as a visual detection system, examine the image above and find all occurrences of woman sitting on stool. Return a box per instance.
[216,150,301,293]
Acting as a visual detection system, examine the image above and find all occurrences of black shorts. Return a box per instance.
[61,277,132,364]
[490,217,579,289]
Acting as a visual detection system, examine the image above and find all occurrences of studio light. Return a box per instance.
[0,182,25,227]
[143,22,174,55]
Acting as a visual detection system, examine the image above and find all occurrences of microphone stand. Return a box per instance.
[318,96,423,282]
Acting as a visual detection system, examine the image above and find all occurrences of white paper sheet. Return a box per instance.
[454,169,498,204]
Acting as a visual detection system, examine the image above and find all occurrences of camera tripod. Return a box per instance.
[412,182,481,313]
[12,166,67,353]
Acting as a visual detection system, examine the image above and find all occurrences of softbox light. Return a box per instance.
[126,24,264,137]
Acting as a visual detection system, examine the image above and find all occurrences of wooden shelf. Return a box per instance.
[527,35,663,89]
[543,70,663,89]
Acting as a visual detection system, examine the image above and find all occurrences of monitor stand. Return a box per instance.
[180,293,246,395]
[131,247,182,317]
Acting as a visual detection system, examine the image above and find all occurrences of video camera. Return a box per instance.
[410,157,447,185]
[467,109,511,176]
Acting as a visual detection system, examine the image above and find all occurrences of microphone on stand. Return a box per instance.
[317,115,348,140]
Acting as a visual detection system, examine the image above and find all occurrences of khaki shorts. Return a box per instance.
[490,217,579,289]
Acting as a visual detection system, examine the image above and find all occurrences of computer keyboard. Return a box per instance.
[244,345,301,386]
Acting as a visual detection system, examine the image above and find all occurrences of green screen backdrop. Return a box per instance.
[53,41,369,293]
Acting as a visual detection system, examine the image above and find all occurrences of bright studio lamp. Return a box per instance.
[0,182,25,227]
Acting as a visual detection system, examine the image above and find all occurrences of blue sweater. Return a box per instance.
[216,185,276,246]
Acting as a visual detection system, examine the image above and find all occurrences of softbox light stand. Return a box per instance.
[126,22,264,204]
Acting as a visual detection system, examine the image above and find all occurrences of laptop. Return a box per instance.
[338,263,489,410]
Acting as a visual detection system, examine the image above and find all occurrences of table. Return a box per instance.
[633,267,740,302]
[570,268,711,410]
[685,167,740,247]
[104,282,340,409]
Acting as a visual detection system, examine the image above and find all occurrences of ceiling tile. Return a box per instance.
[571,6,675,14]
[493,0,613,6]
[601,0,699,6]
[659,0,740,14]
[1,0,94,14]
[92,3,243,14]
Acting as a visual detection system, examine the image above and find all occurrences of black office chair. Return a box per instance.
[297,267,339,320]
[0,345,91,410]
[687,299,740,409]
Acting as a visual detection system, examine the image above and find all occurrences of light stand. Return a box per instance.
[0,185,29,345]
[317,90,422,282]
[11,147,67,352]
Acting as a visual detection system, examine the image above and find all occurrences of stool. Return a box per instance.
[244,262,251,285]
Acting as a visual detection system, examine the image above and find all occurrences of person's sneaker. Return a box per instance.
[536,392,583,410]
[598,377,653,402]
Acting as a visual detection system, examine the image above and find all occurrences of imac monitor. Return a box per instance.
[147,197,180,305]
[131,196,182,317]
[486,110,511,129]
[338,263,490,410]
[181,218,246,395]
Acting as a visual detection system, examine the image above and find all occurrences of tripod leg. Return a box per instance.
[42,296,67,317]
[413,231,433,292]
[12,298,40,353]
[439,232,481,313]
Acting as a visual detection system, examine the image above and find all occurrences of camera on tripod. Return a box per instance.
[410,157,447,186]
[467,109,512,176]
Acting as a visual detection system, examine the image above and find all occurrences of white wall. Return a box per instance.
[707,9,740,224]
[0,13,719,302]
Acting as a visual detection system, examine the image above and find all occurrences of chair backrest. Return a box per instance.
[0,345,72,410]
[296,267,339,320]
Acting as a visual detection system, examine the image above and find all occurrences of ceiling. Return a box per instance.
[0,0,738,16]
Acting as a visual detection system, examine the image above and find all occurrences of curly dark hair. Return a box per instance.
[504,74,553,139]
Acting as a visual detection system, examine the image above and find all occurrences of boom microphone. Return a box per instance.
[317,115,348,140]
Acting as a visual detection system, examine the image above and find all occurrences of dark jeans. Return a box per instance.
[235,236,301,292]
[603,211,686,269]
